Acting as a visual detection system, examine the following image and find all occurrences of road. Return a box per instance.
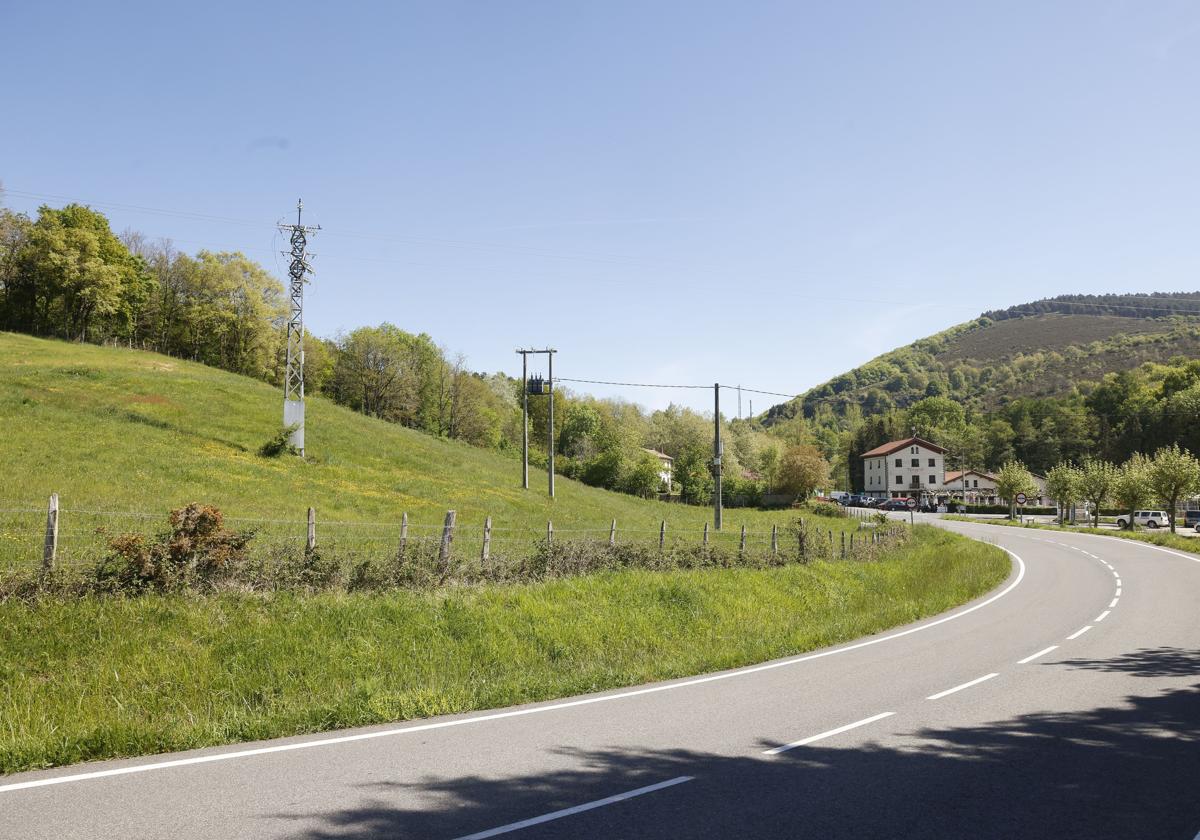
[3,518,1198,839]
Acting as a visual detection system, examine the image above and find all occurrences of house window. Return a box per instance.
[911,458,919,467]
[928,458,935,467]
[896,476,903,485]
[973,479,978,488]
[929,475,936,485]
[895,458,902,467]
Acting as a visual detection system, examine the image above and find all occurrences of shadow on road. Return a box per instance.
[274,649,1200,840]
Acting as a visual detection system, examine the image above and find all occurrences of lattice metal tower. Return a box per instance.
[279,199,319,456]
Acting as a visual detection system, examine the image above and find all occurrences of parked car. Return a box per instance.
[1115,510,1172,529]
[1183,509,1200,530]
[878,498,913,511]
[842,494,871,507]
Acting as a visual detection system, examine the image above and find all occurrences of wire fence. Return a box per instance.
[1,498,902,595]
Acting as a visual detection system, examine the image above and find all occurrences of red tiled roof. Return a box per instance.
[860,436,946,458]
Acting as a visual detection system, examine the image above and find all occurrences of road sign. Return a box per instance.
[1015,492,1027,505]
[906,497,918,509]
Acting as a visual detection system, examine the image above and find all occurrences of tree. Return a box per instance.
[1077,458,1117,528]
[777,444,831,501]
[1045,462,1082,525]
[1147,444,1200,533]
[1111,454,1153,529]
[995,460,1038,519]
[623,451,664,499]
[906,396,965,439]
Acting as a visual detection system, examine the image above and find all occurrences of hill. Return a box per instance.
[0,332,800,569]
[766,293,1200,423]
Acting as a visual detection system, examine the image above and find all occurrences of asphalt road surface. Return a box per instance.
[3,517,1198,839]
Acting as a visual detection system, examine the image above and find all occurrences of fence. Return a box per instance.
[0,496,905,591]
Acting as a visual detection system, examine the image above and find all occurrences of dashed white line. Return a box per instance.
[1112,570,1119,578]
[1115,578,1122,587]
[453,776,695,839]
[1017,646,1058,664]
[1115,588,1122,597]
[1108,598,1119,608]
[1095,610,1111,622]
[927,673,999,700]
[763,712,895,755]
[1067,626,1092,640]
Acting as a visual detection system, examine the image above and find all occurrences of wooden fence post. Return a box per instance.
[306,507,316,553]
[439,510,456,575]
[399,511,409,557]
[659,520,666,553]
[739,524,747,557]
[703,521,709,547]
[609,519,617,547]
[850,532,855,555]
[547,520,554,546]
[481,516,492,563]
[42,493,58,573]
[771,524,778,557]
[840,531,846,559]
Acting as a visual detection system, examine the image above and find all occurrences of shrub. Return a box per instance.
[97,503,253,592]
[810,502,846,518]
[258,424,300,458]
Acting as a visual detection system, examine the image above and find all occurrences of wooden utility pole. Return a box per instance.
[713,383,723,531]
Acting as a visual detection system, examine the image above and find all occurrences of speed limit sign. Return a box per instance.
[1015,492,1027,505]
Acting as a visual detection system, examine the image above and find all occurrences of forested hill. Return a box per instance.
[765,293,1200,424]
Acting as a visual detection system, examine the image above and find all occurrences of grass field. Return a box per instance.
[0,332,858,569]
[0,525,1008,773]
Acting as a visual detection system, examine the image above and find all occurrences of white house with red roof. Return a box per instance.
[861,436,946,499]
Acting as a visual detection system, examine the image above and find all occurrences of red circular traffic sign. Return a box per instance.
[906,497,918,509]
[1015,492,1027,505]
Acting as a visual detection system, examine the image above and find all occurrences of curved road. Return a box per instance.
[2,518,1198,839]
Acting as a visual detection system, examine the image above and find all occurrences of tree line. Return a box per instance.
[0,199,835,506]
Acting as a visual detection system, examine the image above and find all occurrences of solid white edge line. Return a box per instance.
[1017,645,1058,664]
[763,712,895,755]
[452,775,694,840]
[1067,626,1092,640]
[926,673,999,700]
[1095,610,1111,622]
[0,549,1027,795]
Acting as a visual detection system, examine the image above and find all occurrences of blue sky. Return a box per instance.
[3,1,1199,413]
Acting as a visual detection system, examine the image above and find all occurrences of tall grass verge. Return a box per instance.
[0,526,1008,773]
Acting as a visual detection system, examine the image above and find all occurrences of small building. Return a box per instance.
[944,469,998,504]
[642,448,674,493]
[861,436,946,499]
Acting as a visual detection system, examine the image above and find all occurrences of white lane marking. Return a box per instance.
[763,712,895,755]
[927,673,999,700]
[1109,598,1119,608]
[0,549,1029,794]
[1017,645,1058,664]
[1112,570,1119,578]
[1115,578,1122,587]
[1068,626,1092,640]
[453,776,694,839]
[1095,610,1111,622]
[1115,588,1122,597]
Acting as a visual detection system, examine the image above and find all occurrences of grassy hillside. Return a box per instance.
[0,332,817,569]
[767,294,1200,422]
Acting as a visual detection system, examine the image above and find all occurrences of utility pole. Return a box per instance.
[737,385,742,420]
[515,348,556,497]
[278,199,319,456]
[521,351,528,489]
[548,349,556,499]
[713,382,723,530]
